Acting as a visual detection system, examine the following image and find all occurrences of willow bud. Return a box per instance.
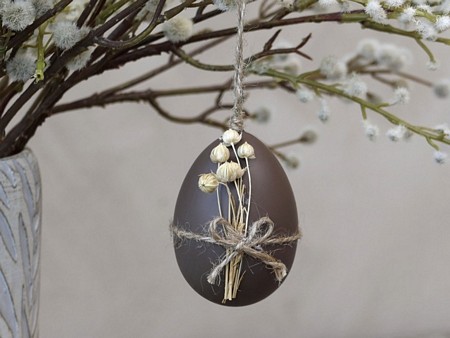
[237,142,256,159]
[198,173,219,193]
[216,161,246,182]
[210,143,230,163]
[221,129,242,146]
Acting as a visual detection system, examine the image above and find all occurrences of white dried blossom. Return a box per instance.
[398,7,416,23]
[237,142,256,159]
[375,44,412,70]
[435,16,450,32]
[285,155,299,169]
[318,0,338,7]
[415,19,437,40]
[385,0,404,7]
[426,60,439,71]
[162,16,193,43]
[51,21,90,50]
[32,0,53,17]
[198,173,219,193]
[362,120,379,141]
[210,143,230,163]
[216,161,246,182]
[392,87,410,105]
[356,39,380,62]
[296,87,315,103]
[221,129,242,146]
[433,79,450,98]
[365,0,387,23]
[1,0,36,31]
[386,125,407,141]
[6,52,36,82]
[433,151,448,164]
[318,99,330,123]
[319,55,347,80]
[343,74,367,97]
[434,123,450,136]
[299,129,317,144]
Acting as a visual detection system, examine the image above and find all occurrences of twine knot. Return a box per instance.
[171,216,301,286]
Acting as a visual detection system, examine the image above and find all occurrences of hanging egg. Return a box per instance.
[172,131,300,306]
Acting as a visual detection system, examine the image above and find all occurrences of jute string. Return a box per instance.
[230,0,246,132]
[171,217,302,284]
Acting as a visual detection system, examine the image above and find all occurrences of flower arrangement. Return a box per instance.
[0,0,449,162]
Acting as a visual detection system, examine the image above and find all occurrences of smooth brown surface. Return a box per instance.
[173,132,299,306]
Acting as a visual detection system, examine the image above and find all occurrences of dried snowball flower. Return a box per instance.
[343,74,367,98]
[434,124,450,136]
[435,16,450,32]
[433,151,447,164]
[398,7,416,24]
[222,129,242,146]
[318,99,330,123]
[385,0,404,7]
[210,143,230,163]
[319,55,347,80]
[415,20,437,41]
[198,173,219,193]
[216,161,246,182]
[1,0,36,31]
[52,21,89,50]
[356,39,380,62]
[362,120,379,141]
[433,79,450,98]
[318,0,338,8]
[237,142,256,159]
[392,87,410,105]
[364,0,387,23]
[386,125,407,142]
[296,87,315,103]
[426,60,439,71]
[163,16,193,42]
[6,52,36,83]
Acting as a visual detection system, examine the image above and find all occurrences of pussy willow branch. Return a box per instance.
[0,0,449,156]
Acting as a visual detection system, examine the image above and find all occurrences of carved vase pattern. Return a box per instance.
[0,149,41,338]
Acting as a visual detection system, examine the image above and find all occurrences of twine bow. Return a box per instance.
[171,217,301,285]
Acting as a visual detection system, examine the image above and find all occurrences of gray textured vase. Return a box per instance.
[0,149,41,338]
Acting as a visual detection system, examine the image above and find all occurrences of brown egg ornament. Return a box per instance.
[171,131,301,306]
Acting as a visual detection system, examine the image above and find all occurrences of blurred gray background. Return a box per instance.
[28,15,450,338]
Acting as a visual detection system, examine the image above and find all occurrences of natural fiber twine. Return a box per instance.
[171,216,301,284]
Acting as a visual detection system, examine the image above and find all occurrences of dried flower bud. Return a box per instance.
[198,173,219,193]
[237,142,256,159]
[298,129,318,144]
[210,143,230,163]
[221,129,242,146]
[216,161,246,182]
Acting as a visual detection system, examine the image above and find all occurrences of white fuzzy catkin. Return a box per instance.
[435,16,450,32]
[356,39,380,61]
[6,52,36,82]
[375,44,412,70]
[386,125,407,141]
[392,87,410,104]
[318,99,330,122]
[343,74,367,97]
[162,16,193,43]
[32,0,54,17]
[433,151,447,164]
[51,21,89,50]
[66,47,94,71]
[398,7,416,23]
[1,0,36,31]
